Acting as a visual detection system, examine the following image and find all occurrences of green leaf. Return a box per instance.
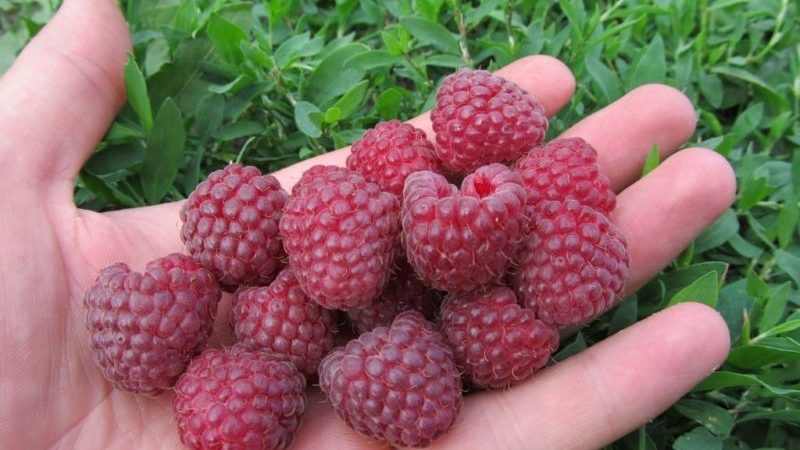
[144,37,170,77]
[674,399,735,438]
[206,13,247,63]
[694,209,739,254]
[698,73,724,108]
[776,189,798,248]
[306,44,368,106]
[755,319,800,341]
[331,80,368,121]
[627,35,666,88]
[294,101,323,138]
[775,250,800,287]
[424,54,464,68]
[641,144,660,177]
[608,296,638,335]
[400,16,460,54]
[141,98,185,204]
[694,371,800,395]
[711,66,784,106]
[553,332,586,362]
[585,56,621,103]
[214,120,264,142]
[759,283,791,331]
[194,93,225,143]
[727,337,800,369]
[661,262,728,301]
[345,50,402,71]
[273,32,325,67]
[124,54,153,133]
[376,87,404,119]
[667,271,719,307]
[672,427,723,450]
[739,409,800,423]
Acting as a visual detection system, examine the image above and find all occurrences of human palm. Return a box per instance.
[0,1,736,449]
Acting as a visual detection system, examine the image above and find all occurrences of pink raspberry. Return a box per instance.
[402,163,527,292]
[280,166,401,309]
[431,69,548,173]
[440,286,559,389]
[233,267,338,376]
[180,163,288,290]
[515,137,615,215]
[173,344,306,450]
[319,311,462,447]
[346,260,441,334]
[514,199,629,328]
[83,253,221,395]
[346,120,441,197]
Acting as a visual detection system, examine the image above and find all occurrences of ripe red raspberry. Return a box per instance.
[180,163,288,290]
[402,163,527,292]
[173,344,306,450]
[346,120,441,197]
[280,165,401,310]
[233,267,338,376]
[440,286,559,389]
[346,260,441,334]
[515,137,615,215]
[319,311,462,447]
[83,253,221,395]
[514,199,629,328]
[431,69,548,173]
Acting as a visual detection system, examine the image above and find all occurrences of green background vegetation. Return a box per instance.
[2,0,799,448]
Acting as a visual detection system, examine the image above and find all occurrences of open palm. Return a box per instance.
[0,1,736,449]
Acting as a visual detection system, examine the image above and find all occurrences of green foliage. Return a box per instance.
[3,0,799,448]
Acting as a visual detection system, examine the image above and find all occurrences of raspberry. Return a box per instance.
[83,253,220,395]
[180,163,288,290]
[319,311,462,447]
[440,286,559,389]
[346,120,441,197]
[515,137,615,214]
[346,260,441,334]
[173,344,306,450]
[514,199,629,328]
[402,163,527,292]
[233,267,338,375]
[431,69,548,173]
[280,165,401,310]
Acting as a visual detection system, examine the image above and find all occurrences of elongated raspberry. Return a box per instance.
[440,286,559,389]
[173,345,306,450]
[346,120,441,197]
[83,254,221,395]
[402,163,527,292]
[515,137,615,214]
[514,199,629,328]
[280,166,401,309]
[180,163,288,290]
[319,311,462,447]
[346,260,441,334]
[233,267,338,375]
[431,69,548,173]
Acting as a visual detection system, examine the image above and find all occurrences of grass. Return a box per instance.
[2,0,799,448]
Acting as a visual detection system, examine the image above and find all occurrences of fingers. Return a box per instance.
[427,302,730,450]
[0,0,130,190]
[615,147,736,294]
[272,55,577,191]
[560,84,697,192]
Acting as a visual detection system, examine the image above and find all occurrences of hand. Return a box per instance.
[0,1,736,449]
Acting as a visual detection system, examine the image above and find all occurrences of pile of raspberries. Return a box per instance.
[83,69,629,449]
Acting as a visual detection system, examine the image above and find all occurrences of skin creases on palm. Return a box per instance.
[0,1,734,449]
